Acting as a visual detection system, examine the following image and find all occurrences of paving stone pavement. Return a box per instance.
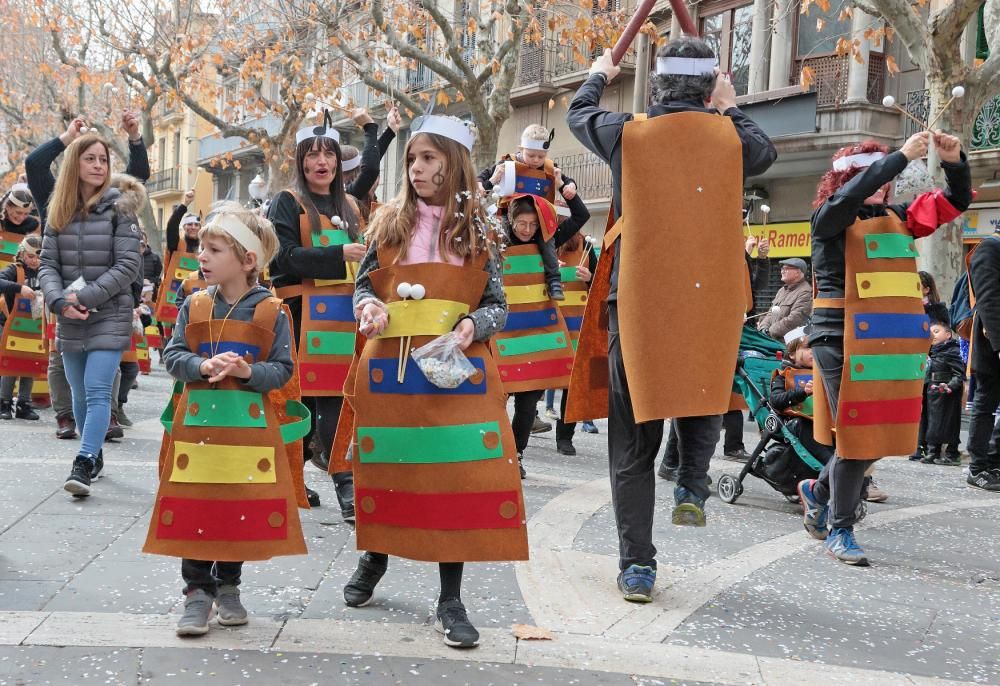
[1,360,998,685]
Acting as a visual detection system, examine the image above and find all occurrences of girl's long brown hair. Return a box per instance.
[365,132,486,262]
[47,134,112,232]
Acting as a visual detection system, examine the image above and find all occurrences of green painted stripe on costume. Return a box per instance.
[310,229,352,248]
[182,389,268,428]
[357,422,504,464]
[9,318,42,334]
[178,256,200,271]
[559,266,582,283]
[864,233,918,259]
[849,353,926,382]
[0,240,19,254]
[305,330,356,356]
[795,396,814,417]
[502,254,546,275]
[497,332,569,357]
[166,290,178,304]
[572,338,579,351]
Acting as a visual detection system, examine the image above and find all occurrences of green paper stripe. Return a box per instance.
[849,353,926,382]
[166,290,178,304]
[310,229,352,248]
[9,318,42,334]
[357,421,504,464]
[559,266,581,283]
[182,389,268,428]
[178,256,200,271]
[794,396,814,416]
[305,330,356,356]
[571,338,579,351]
[497,331,569,357]
[0,240,19,254]
[865,233,918,259]
[502,254,545,275]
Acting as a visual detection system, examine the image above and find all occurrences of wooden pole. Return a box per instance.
[611,0,698,65]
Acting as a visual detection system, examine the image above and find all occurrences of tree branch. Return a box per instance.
[855,0,930,70]
[418,0,479,88]
[369,0,469,89]
[933,0,985,55]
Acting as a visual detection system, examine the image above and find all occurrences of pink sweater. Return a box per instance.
[399,200,463,266]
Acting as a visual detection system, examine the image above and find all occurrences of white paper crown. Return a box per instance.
[656,57,718,76]
[784,326,807,345]
[181,213,200,226]
[521,129,555,151]
[832,151,886,172]
[341,155,361,172]
[9,183,31,195]
[296,110,341,146]
[412,115,475,151]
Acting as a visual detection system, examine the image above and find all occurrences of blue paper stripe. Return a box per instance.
[854,313,930,340]
[368,357,487,395]
[309,295,355,322]
[197,341,261,359]
[564,316,583,331]
[16,299,30,313]
[504,307,559,332]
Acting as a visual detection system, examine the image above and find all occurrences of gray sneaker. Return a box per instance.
[215,586,248,626]
[176,589,214,636]
[116,407,134,427]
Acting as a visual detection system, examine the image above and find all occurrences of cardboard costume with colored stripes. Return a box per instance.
[812,214,929,459]
[498,155,558,204]
[556,241,590,349]
[155,251,200,329]
[0,230,25,272]
[774,366,814,420]
[0,267,47,380]
[143,292,310,561]
[339,244,528,563]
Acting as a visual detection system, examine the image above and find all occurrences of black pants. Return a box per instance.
[810,341,874,530]
[556,389,576,441]
[364,553,464,602]
[512,390,544,454]
[722,409,745,452]
[537,234,561,291]
[966,370,1000,473]
[915,389,961,459]
[118,361,140,406]
[608,304,720,570]
[182,559,243,596]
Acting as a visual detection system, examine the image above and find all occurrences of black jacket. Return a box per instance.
[1,215,40,236]
[922,338,964,445]
[970,235,1000,376]
[165,203,199,260]
[0,263,39,327]
[769,361,809,411]
[567,73,777,300]
[142,245,164,293]
[810,151,973,339]
[347,123,395,202]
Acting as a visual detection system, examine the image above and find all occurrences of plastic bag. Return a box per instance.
[62,276,96,312]
[30,292,44,320]
[411,332,477,389]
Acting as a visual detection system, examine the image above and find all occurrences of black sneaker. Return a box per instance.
[723,448,750,462]
[14,401,39,420]
[530,416,552,434]
[517,454,526,479]
[0,400,12,421]
[90,451,104,480]
[343,553,388,607]
[967,469,1000,491]
[306,487,321,507]
[105,416,124,441]
[333,471,355,523]
[920,452,939,464]
[64,456,93,497]
[435,598,479,648]
[657,462,678,481]
[547,282,565,301]
[933,455,962,467]
[556,439,576,456]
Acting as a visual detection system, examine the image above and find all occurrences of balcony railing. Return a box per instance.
[791,53,885,108]
[147,168,179,194]
[198,115,283,160]
[341,65,440,111]
[905,89,1000,151]
[553,151,613,202]
[516,38,636,89]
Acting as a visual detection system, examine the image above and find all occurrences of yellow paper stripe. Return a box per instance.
[4,335,44,354]
[556,291,588,307]
[137,349,150,360]
[169,441,276,484]
[380,299,470,339]
[314,261,358,287]
[855,272,922,299]
[504,284,549,305]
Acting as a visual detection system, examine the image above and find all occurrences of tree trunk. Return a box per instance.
[472,116,500,174]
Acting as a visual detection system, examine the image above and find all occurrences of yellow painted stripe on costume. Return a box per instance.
[380,299,470,339]
[556,291,588,307]
[169,441,277,484]
[174,268,193,280]
[137,349,150,360]
[314,262,358,287]
[504,284,549,305]
[4,335,44,354]
[855,272,922,299]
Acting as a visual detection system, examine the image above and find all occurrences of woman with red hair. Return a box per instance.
[797,130,971,566]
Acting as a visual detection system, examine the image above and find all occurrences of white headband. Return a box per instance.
[181,213,200,226]
[341,156,361,172]
[296,124,340,146]
[656,57,718,76]
[412,115,476,151]
[521,138,547,150]
[206,215,264,260]
[832,151,886,172]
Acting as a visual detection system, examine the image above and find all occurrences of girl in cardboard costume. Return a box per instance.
[339,115,525,649]
[156,210,203,334]
[144,203,307,637]
[0,186,40,272]
[0,235,44,420]
[267,113,366,519]
[797,131,972,566]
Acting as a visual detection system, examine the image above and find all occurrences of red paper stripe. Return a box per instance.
[839,397,922,426]
[0,356,46,376]
[155,497,288,541]
[356,488,522,530]
[300,362,350,392]
[497,357,574,383]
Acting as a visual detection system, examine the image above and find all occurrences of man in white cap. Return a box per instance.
[759,257,812,341]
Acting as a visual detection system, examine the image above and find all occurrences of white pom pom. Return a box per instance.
[103,82,114,92]
[88,128,98,133]
[951,85,965,98]
[760,204,771,214]
[396,282,412,299]
[331,215,343,227]
[305,92,316,100]
[881,95,896,108]
[410,284,426,300]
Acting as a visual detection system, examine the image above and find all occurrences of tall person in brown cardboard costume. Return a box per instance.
[567,38,776,603]
[797,132,971,566]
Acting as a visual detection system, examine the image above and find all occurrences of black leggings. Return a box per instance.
[366,553,464,602]
[303,395,344,464]
[511,390,544,454]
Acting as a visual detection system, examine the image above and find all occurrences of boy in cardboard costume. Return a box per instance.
[797,131,971,565]
[566,37,776,603]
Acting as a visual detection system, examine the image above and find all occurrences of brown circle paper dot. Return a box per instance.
[371,368,384,383]
[920,362,926,371]
[161,510,174,526]
[483,431,500,450]
[249,403,261,419]
[469,369,484,385]
[581,294,588,302]
[360,436,375,453]
[549,313,557,321]
[244,353,254,363]
[869,241,878,251]
[556,336,564,345]
[923,321,930,331]
[319,235,330,246]
[504,262,512,271]
[361,496,376,514]
[176,454,189,470]
[858,321,869,331]
[855,363,864,373]
[500,369,508,377]
[860,280,871,290]
[257,458,271,473]
[316,302,327,314]
[189,403,200,416]
[311,337,321,349]
[848,409,859,419]
[267,512,284,528]
[306,371,317,382]
[499,344,506,353]
[498,501,518,519]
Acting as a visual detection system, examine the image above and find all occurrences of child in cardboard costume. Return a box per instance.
[144,204,308,637]
[797,131,972,566]
[156,211,202,335]
[0,186,40,272]
[0,235,45,420]
[338,114,526,650]
[566,38,777,603]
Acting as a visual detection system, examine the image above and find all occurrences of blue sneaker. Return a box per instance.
[617,564,655,603]
[672,486,706,527]
[581,421,599,434]
[797,479,829,540]
[825,527,869,566]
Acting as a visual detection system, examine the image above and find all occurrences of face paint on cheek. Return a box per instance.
[432,163,445,188]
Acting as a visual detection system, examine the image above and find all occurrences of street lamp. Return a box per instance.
[248,174,267,206]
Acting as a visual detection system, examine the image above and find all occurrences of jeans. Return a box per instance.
[47,349,73,417]
[545,389,556,410]
[182,559,243,596]
[966,370,1000,473]
[0,376,33,403]
[61,349,122,459]
[512,390,544,454]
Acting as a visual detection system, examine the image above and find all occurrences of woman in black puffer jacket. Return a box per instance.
[32,118,143,498]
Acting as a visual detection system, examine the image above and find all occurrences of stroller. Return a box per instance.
[716,326,831,505]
